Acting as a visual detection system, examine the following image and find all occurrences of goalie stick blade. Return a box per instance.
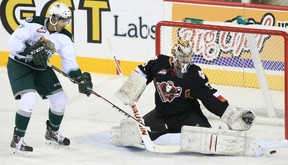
[148,144,180,153]
[141,135,180,153]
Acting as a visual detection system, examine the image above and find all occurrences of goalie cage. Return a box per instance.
[155,20,288,139]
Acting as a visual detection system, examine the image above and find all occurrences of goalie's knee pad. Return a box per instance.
[180,126,263,157]
[221,105,255,131]
[110,118,142,147]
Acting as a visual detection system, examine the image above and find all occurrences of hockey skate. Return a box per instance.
[45,120,70,148]
[10,131,33,155]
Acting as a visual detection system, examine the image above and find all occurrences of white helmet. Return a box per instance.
[171,39,193,77]
[49,2,71,21]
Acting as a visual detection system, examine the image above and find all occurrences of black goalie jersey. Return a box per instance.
[136,55,229,117]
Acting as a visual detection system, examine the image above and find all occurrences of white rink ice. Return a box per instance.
[0,66,288,165]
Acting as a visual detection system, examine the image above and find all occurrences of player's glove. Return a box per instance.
[78,72,93,97]
[30,46,50,68]
[28,36,55,68]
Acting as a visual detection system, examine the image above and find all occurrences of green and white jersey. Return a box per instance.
[8,16,79,75]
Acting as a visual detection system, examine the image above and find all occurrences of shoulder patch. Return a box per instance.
[25,16,33,22]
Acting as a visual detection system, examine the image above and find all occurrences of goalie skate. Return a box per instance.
[45,120,70,148]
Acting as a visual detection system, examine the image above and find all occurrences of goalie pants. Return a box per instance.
[143,108,211,140]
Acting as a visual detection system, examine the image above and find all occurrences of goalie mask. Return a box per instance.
[171,39,193,78]
[49,2,72,31]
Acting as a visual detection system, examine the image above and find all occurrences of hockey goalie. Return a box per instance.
[111,39,265,157]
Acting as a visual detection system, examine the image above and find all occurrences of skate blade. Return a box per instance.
[10,148,32,157]
[45,140,70,149]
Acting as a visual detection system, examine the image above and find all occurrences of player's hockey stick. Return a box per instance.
[47,62,152,129]
[106,38,180,153]
[37,35,163,134]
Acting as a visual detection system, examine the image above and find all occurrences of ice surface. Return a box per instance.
[0,67,287,165]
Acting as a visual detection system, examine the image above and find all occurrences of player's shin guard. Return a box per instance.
[180,126,263,157]
[221,105,255,131]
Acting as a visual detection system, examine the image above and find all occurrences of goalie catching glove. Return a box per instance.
[221,105,255,131]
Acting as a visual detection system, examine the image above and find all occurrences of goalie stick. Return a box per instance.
[106,38,180,153]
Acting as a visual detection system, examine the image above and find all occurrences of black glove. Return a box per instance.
[29,45,50,68]
[78,72,93,97]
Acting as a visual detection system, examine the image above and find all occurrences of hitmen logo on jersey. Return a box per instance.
[156,81,182,102]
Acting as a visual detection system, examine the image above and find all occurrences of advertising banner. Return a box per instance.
[0,0,163,74]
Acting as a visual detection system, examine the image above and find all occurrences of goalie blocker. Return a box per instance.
[115,70,147,106]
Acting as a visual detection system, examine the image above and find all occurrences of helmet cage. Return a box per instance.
[51,14,71,22]
[172,40,193,74]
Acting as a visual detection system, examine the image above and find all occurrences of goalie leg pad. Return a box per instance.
[180,126,263,157]
[115,71,147,106]
[110,118,143,147]
[221,105,255,131]
[110,126,122,146]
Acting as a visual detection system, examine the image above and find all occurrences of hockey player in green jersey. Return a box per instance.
[7,2,93,153]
